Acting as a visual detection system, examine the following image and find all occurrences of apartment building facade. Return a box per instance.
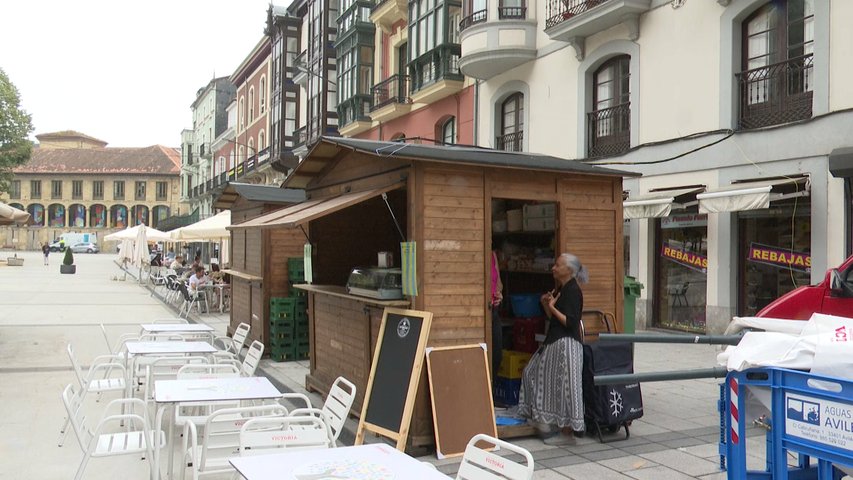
[336,0,476,144]
[460,0,853,334]
[0,130,183,249]
[181,77,236,219]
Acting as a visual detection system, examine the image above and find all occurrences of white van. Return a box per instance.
[49,233,98,252]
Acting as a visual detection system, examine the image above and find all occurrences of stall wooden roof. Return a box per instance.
[283,137,639,189]
[213,182,306,210]
[229,182,403,230]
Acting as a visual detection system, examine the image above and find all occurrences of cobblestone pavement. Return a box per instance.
[0,250,767,479]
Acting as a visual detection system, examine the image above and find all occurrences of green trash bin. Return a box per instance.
[623,276,644,334]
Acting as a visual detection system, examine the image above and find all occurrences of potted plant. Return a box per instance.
[60,247,76,274]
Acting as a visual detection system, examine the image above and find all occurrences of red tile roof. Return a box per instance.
[15,145,181,175]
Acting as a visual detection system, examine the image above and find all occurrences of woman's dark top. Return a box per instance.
[543,278,584,345]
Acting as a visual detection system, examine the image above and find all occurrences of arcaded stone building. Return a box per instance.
[0,130,185,249]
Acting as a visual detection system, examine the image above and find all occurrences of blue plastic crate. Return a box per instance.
[510,294,544,318]
[493,376,522,406]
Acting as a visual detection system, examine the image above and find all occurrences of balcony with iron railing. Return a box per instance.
[338,95,374,136]
[587,102,631,158]
[294,126,308,149]
[409,46,465,104]
[293,50,308,86]
[736,54,813,130]
[370,74,412,123]
[496,131,524,152]
[544,0,650,48]
[459,9,487,31]
[459,2,536,80]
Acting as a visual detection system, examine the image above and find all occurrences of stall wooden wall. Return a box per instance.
[229,199,304,345]
[559,176,623,332]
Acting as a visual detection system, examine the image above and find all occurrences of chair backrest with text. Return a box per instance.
[457,434,534,480]
[238,415,333,456]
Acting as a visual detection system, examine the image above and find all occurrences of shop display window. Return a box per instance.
[655,212,708,332]
[738,204,811,316]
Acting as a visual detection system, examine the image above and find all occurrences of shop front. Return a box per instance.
[698,175,811,318]
[624,186,708,332]
[231,136,633,447]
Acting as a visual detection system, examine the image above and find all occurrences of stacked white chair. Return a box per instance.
[213,322,250,360]
[239,341,265,377]
[181,404,288,480]
[456,434,534,480]
[59,344,127,446]
[61,383,165,480]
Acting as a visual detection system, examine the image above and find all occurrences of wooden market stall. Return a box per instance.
[229,137,637,447]
[213,182,305,344]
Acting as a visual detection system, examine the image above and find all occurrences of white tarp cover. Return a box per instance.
[718,313,853,379]
[698,186,771,213]
[104,224,172,242]
[623,197,673,219]
[724,316,810,336]
[170,211,231,240]
[0,202,30,226]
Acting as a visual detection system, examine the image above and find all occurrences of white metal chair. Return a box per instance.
[61,383,165,480]
[60,344,128,446]
[239,341,265,377]
[238,414,334,457]
[179,281,209,318]
[456,434,534,480]
[280,376,356,446]
[181,404,289,480]
[213,322,250,360]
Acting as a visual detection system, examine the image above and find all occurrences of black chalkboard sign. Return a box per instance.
[355,308,432,450]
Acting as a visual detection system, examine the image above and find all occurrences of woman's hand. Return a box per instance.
[547,292,560,313]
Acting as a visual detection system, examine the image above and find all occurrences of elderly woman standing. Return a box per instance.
[517,253,588,445]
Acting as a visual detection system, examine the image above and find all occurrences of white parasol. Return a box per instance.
[170,211,231,240]
[104,224,172,242]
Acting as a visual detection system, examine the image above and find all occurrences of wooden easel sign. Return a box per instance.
[426,344,498,458]
[355,308,433,451]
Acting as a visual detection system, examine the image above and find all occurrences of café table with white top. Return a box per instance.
[139,323,216,342]
[155,376,283,480]
[229,442,452,480]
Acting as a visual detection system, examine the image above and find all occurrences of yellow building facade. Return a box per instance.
[0,131,186,250]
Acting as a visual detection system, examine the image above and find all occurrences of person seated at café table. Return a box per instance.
[209,263,225,283]
[169,254,184,270]
[188,265,209,294]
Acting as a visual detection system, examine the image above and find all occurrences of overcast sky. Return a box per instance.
[1,0,285,148]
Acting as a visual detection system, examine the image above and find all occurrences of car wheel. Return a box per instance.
[87,249,94,253]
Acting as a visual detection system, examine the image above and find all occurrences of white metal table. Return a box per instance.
[125,341,217,356]
[155,376,283,480]
[229,443,452,480]
[139,324,215,333]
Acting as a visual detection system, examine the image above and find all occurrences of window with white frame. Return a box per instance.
[249,87,255,122]
[259,76,266,114]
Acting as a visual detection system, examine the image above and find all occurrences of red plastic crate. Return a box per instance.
[512,316,546,353]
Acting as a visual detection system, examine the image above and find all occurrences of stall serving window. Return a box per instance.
[490,199,556,353]
[738,201,811,316]
[655,213,708,332]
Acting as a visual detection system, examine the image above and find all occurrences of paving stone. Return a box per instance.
[625,465,698,480]
[645,431,688,442]
[620,443,672,455]
[553,462,636,480]
[680,442,722,458]
[532,448,573,461]
[536,455,589,469]
[639,449,722,477]
[660,437,706,449]
[533,470,571,479]
[580,448,631,462]
[598,455,659,473]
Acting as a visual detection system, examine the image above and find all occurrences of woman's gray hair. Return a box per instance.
[560,253,589,284]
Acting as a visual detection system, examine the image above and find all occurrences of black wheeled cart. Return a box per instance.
[581,312,644,442]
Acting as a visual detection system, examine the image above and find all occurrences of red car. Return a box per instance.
[757,255,853,319]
